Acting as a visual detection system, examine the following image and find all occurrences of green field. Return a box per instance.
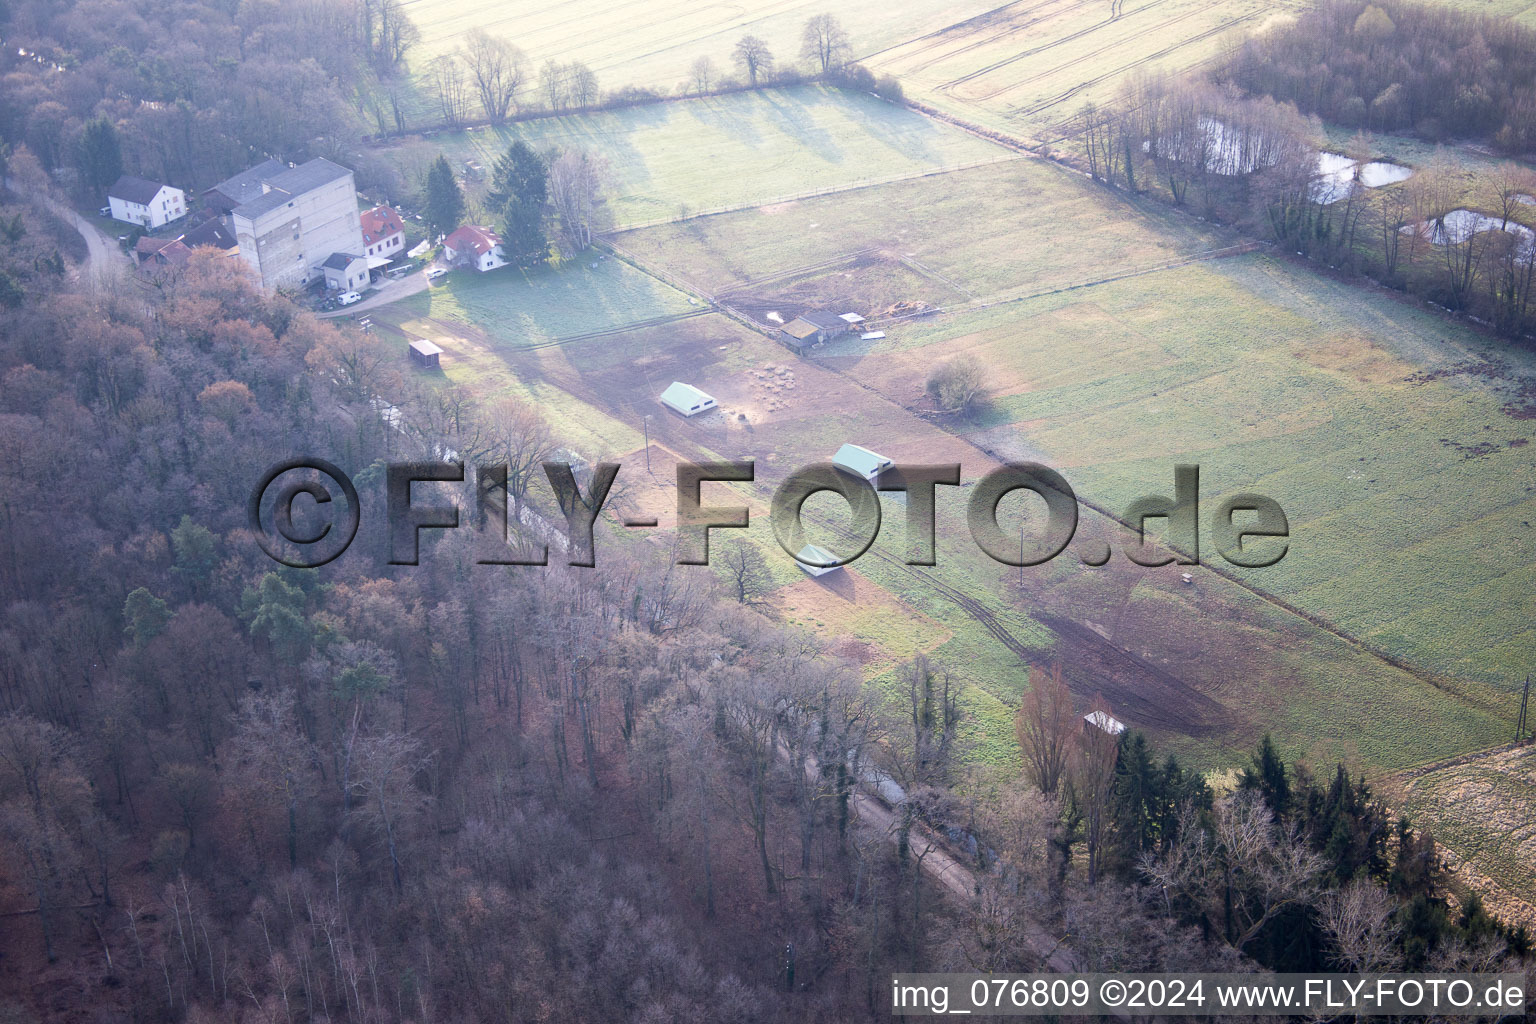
[614,157,1536,695]
[614,157,1224,300]
[393,256,698,345]
[378,86,1015,228]
[363,1,1536,909]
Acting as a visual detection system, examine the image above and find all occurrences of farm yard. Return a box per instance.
[363,295,1509,781]
[352,1,1536,924]
[616,160,1536,694]
[377,86,1016,228]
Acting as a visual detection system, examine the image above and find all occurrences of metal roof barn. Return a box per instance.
[659,382,717,416]
[832,443,893,481]
[795,543,843,577]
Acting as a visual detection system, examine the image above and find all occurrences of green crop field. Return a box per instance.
[376,86,1015,228]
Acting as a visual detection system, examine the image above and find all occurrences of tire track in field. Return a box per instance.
[938,0,1174,89]
[1009,12,1259,117]
[858,0,1046,64]
[964,0,1228,102]
[883,0,1101,78]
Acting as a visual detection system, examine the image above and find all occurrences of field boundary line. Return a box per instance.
[1396,741,1531,781]
[603,153,1025,234]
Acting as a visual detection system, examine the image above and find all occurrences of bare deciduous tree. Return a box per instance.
[348,731,432,893]
[1015,663,1074,797]
[428,54,471,126]
[926,354,986,415]
[801,14,851,73]
[540,59,566,111]
[485,398,556,519]
[1319,878,1403,972]
[461,29,526,122]
[547,147,609,251]
[1142,790,1324,953]
[567,62,600,109]
[733,35,774,88]
[716,537,771,604]
[690,55,716,95]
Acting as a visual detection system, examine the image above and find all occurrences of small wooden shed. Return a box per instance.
[408,339,443,369]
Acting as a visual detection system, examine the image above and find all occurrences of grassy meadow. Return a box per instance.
[615,157,1536,693]
[390,255,698,344]
[377,86,1015,228]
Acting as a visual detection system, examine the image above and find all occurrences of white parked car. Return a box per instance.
[426,267,448,281]
[337,291,363,306]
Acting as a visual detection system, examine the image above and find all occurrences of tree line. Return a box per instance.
[1073,68,1536,338]
[417,137,609,264]
[1216,0,1536,154]
[419,14,904,133]
[1012,666,1531,975]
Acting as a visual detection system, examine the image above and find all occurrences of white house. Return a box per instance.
[360,205,406,260]
[320,252,369,292]
[659,382,717,416]
[795,543,843,577]
[107,175,185,230]
[207,158,365,291]
[832,443,893,482]
[442,225,506,272]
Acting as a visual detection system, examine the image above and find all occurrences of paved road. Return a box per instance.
[8,180,127,284]
[317,269,431,318]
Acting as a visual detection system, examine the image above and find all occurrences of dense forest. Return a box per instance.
[1218,0,1536,153]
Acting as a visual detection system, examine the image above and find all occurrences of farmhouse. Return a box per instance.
[408,339,443,369]
[107,175,185,230]
[442,225,507,272]
[795,543,843,577]
[1084,710,1127,736]
[208,158,365,291]
[832,443,893,482]
[320,252,369,293]
[659,381,717,416]
[780,310,854,349]
[360,205,406,260]
[133,217,239,273]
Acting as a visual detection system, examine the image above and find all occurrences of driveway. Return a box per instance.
[8,179,128,284]
[317,268,432,318]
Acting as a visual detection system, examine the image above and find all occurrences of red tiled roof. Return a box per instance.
[360,205,405,245]
[443,225,500,257]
